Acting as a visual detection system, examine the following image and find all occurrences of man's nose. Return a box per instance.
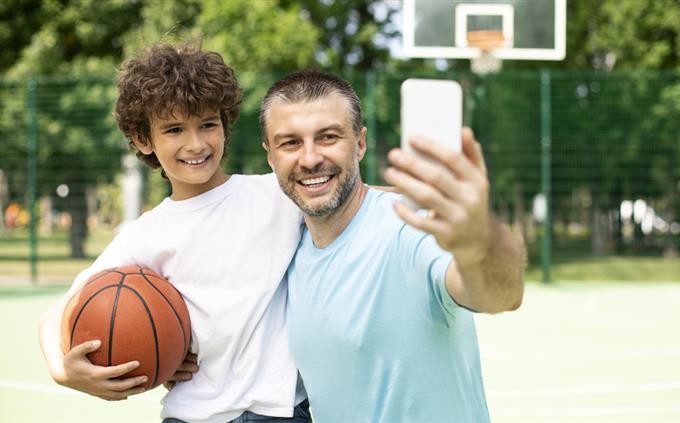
[299,141,323,170]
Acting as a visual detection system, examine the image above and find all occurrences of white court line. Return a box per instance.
[494,405,680,417]
[482,347,680,359]
[488,381,680,398]
[0,379,161,403]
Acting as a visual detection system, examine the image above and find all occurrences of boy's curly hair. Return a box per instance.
[115,42,241,173]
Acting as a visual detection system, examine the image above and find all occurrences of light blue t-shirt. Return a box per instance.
[287,189,490,423]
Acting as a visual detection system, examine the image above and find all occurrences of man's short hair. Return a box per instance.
[115,41,241,172]
[259,70,363,144]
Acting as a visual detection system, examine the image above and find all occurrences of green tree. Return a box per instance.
[2,0,143,257]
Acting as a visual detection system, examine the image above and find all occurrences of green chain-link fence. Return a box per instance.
[1,70,679,283]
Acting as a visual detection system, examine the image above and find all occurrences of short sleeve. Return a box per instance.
[396,221,460,326]
[66,228,133,297]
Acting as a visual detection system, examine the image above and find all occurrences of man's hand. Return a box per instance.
[384,127,491,264]
[163,352,198,390]
[58,340,147,401]
[384,127,524,313]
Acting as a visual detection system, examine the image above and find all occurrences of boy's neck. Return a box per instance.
[303,180,368,249]
[169,172,230,201]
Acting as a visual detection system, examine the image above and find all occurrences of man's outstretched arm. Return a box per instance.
[384,128,525,314]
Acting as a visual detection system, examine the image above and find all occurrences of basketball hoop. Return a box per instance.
[467,30,505,75]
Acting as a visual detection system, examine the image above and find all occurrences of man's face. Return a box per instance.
[264,93,366,217]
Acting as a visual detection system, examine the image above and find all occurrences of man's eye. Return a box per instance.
[321,133,338,141]
[281,140,300,148]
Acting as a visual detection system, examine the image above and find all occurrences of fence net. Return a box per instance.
[1,70,679,281]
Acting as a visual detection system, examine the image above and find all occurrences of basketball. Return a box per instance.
[60,265,191,390]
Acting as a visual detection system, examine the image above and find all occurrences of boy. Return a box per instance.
[39,42,310,423]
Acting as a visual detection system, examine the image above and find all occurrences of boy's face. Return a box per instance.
[134,108,227,200]
[264,92,367,217]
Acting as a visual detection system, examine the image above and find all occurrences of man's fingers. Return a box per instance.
[386,149,461,202]
[405,136,480,182]
[392,201,456,237]
[461,127,487,175]
[384,166,452,213]
[176,360,199,373]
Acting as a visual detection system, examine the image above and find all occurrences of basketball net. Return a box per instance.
[467,30,505,75]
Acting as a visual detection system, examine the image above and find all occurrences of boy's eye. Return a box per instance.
[202,122,218,129]
[165,127,181,134]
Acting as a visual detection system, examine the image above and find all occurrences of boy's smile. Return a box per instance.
[135,108,229,200]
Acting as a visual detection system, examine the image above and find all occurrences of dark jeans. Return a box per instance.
[162,399,312,423]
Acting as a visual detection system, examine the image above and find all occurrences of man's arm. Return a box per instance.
[384,127,525,314]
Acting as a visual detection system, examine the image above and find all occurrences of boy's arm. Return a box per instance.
[384,128,525,314]
[39,291,148,401]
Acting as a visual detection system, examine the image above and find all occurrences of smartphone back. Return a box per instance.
[400,79,463,154]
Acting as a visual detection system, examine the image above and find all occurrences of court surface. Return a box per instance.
[1,281,679,422]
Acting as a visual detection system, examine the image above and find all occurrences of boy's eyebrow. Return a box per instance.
[157,115,221,131]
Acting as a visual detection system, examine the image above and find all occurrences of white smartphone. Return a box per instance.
[400,78,463,207]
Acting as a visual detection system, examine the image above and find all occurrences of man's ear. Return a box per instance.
[131,136,154,155]
[356,127,368,161]
[263,141,275,171]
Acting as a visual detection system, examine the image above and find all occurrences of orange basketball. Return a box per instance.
[61,265,191,390]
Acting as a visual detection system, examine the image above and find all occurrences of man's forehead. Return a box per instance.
[269,92,350,117]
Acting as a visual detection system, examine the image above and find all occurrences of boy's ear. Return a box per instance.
[131,136,154,155]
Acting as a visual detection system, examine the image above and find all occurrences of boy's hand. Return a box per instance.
[384,127,491,265]
[58,340,147,401]
[163,352,199,390]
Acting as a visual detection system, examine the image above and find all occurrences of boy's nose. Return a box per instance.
[185,131,206,152]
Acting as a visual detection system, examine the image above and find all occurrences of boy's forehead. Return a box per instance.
[151,106,220,123]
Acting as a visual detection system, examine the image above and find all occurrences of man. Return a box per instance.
[260,70,525,422]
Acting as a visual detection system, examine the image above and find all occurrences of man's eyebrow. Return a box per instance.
[317,124,344,134]
[272,132,298,143]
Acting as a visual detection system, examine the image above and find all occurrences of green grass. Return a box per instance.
[2,282,679,422]
[0,229,114,283]
[526,255,680,282]
[2,228,679,284]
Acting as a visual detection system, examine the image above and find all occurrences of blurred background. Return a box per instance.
[0,0,678,422]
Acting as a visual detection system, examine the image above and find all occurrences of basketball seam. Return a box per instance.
[69,284,123,350]
[82,268,118,288]
[119,283,161,388]
[109,278,125,367]
[139,269,190,355]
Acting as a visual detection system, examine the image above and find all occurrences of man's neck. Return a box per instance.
[304,181,368,249]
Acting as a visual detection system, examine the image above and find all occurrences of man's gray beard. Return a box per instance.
[280,164,359,218]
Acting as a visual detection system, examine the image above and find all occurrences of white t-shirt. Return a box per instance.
[67,174,304,423]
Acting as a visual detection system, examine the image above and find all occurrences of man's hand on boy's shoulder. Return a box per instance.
[59,340,148,401]
[164,352,199,391]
